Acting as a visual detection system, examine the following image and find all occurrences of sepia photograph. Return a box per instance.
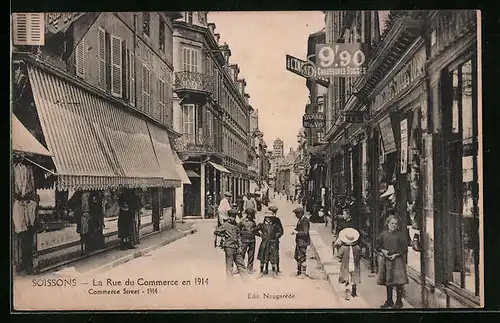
[10,10,482,310]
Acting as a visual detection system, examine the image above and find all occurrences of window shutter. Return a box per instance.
[129,52,135,106]
[122,44,128,100]
[142,64,150,114]
[97,27,106,89]
[75,37,85,78]
[159,79,165,123]
[12,13,45,46]
[110,35,123,97]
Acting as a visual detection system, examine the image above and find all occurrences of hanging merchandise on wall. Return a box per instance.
[400,119,408,174]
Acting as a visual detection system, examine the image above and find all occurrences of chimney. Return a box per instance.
[214,33,220,44]
[208,22,216,35]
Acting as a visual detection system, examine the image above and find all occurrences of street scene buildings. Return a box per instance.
[11,10,482,310]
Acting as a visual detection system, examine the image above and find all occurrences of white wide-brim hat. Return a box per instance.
[339,228,360,245]
[380,185,395,198]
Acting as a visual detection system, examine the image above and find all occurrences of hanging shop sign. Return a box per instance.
[303,113,326,128]
[315,43,368,77]
[379,117,396,154]
[341,110,367,123]
[285,55,329,87]
[400,118,408,174]
[374,46,426,112]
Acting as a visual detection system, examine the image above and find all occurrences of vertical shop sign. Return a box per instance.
[400,119,408,174]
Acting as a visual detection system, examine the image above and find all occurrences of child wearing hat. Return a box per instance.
[255,205,283,278]
[337,228,362,300]
[291,206,310,278]
[214,208,247,279]
[264,205,282,274]
[238,208,258,273]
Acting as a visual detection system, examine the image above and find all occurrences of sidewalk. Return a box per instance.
[309,221,414,309]
[17,222,197,279]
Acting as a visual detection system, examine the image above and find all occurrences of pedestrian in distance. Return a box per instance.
[337,228,362,300]
[376,215,409,309]
[238,208,258,273]
[214,209,248,280]
[255,205,284,278]
[243,192,257,213]
[291,206,310,278]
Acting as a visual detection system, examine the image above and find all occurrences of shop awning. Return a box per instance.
[172,149,191,185]
[12,114,53,157]
[27,65,165,190]
[186,170,200,178]
[209,161,231,174]
[147,123,182,188]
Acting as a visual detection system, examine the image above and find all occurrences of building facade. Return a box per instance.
[318,10,481,308]
[172,12,253,218]
[11,12,189,272]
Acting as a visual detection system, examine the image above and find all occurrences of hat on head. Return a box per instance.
[293,206,304,214]
[245,208,256,215]
[339,228,360,245]
[224,191,232,197]
[268,205,278,213]
[227,209,238,217]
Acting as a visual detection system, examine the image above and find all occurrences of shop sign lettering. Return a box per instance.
[400,119,408,174]
[374,46,426,112]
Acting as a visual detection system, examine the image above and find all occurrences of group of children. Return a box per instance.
[214,200,311,280]
[333,215,409,308]
[214,194,408,309]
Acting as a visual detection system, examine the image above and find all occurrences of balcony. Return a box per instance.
[174,71,215,97]
[174,132,220,154]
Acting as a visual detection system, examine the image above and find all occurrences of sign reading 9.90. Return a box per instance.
[315,43,368,77]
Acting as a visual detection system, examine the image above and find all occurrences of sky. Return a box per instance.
[208,11,325,153]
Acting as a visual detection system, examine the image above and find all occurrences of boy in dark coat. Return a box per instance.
[291,206,310,278]
[238,208,258,273]
[214,209,247,279]
[255,205,284,278]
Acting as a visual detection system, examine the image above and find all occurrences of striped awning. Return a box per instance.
[12,114,52,156]
[148,123,182,188]
[28,65,166,190]
[209,161,231,174]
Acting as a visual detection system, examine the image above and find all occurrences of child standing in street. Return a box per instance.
[238,208,258,273]
[214,209,247,280]
[291,206,310,278]
[337,228,362,300]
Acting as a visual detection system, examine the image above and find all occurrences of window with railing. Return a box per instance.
[182,104,196,135]
[183,47,199,73]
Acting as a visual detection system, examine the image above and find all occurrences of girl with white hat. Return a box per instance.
[337,227,362,300]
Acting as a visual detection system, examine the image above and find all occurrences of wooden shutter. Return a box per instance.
[111,35,123,97]
[97,27,106,89]
[159,79,165,123]
[12,13,45,46]
[122,44,128,100]
[142,64,150,114]
[129,51,135,106]
[75,37,85,78]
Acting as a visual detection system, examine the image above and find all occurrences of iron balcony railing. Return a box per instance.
[174,71,215,94]
[175,132,221,153]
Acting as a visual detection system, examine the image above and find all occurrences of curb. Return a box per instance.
[85,227,197,276]
[309,229,370,308]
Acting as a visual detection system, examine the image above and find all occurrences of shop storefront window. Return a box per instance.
[446,59,479,296]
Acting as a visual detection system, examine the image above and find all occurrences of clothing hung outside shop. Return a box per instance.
[13,200,37,233]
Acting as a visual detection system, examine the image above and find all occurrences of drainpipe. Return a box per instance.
[133,13,138,108]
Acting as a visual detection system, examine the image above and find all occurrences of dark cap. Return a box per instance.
[268,205,278,213]
[245,208,256,215]
[224,191,232,197]
[293,206,304,214]
[227,209,238,217]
